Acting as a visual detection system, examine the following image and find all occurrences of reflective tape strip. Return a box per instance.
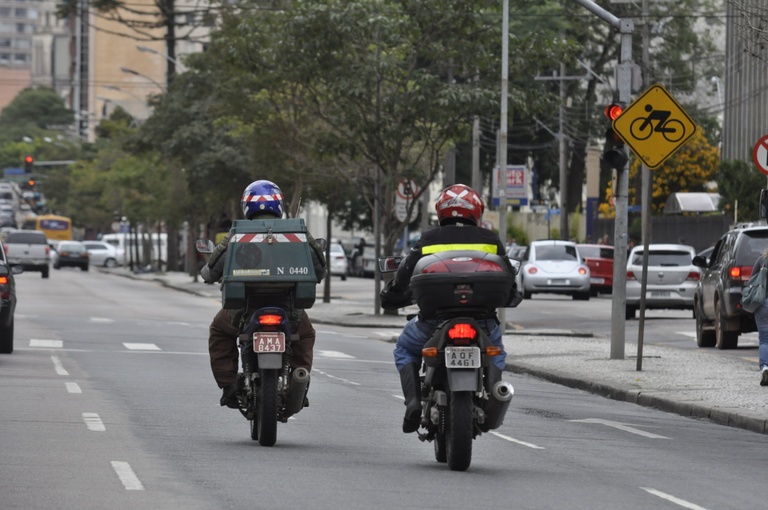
[242,193,283,203]
[231,233,307,243]
[421,243,497,255]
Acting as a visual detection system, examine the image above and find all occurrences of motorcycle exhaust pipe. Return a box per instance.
[283,367,311,417]
[482,381,515,431]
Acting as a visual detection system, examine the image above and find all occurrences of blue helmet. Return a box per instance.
[241,180,285,219]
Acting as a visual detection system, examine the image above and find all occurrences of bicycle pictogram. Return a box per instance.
[629,104,685,143]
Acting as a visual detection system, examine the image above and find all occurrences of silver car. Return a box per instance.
[82,240,124,268]
[518,240,591,300]
[625,243,700,319]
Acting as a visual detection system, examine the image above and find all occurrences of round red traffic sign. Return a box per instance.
[752,134,768,176]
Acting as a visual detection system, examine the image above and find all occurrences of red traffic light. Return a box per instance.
[604,104,624,121]
[24,155,33,164]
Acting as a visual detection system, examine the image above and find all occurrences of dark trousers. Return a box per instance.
[208,308,316,388]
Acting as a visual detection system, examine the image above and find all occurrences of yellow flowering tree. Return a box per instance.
[598,128,719,217]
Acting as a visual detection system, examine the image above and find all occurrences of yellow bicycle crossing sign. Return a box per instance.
[612,84,697,169]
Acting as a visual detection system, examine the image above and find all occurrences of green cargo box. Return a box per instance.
[221,219,317,310]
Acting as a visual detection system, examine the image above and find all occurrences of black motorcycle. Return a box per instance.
[198,218,322,446]
[381,250,516,471]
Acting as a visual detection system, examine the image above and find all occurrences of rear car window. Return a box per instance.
[579,246,614,259]
[535,244,578,261]
[6,232,47,244]
[735,231,768,265]
[631,250,691,266]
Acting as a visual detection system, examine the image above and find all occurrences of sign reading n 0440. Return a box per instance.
[612,84,697,169]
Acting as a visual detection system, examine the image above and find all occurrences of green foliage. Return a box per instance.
[0,87,73,133]
[506,219,528,246]
[716,160,765,223]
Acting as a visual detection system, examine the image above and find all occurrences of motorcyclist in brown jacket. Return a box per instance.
[201,180,326,408]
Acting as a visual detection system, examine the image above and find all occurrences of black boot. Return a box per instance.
[399,363,422,433]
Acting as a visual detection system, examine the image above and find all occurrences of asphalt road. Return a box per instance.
[1,269,766,510]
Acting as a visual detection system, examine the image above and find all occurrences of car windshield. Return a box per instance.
[631,250,691,266]
[536,244,578,261]
[578,246,613,259]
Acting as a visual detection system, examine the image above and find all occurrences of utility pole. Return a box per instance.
[559,60,568,239]
[570,0,634,359]
[498,0,509,330]
[637,0,651,370]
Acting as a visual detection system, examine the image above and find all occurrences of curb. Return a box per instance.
[507,361,768,435]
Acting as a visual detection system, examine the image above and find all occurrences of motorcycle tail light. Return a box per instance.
[0,276,7,285]
[485,346,503,356]
[448,323,476,341]
[258,314,282,325]
[422,347,438,357]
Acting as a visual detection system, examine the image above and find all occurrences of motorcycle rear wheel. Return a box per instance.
[447,392,473,471]
[434,404,447,463]
[257,369,278,447]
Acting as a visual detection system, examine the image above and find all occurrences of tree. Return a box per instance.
[0,87,74,143]
[716,160,765,223]
[207,0,558,255]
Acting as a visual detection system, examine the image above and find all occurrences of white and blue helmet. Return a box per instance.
[241,180,284,219]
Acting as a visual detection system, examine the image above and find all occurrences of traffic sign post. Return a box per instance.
[752,134,768,176]
[395,178,419,223]
[612,84,697,169]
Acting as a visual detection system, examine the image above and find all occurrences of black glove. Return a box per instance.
[381,279,412,310]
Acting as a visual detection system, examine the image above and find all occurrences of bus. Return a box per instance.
[23,214,73,242]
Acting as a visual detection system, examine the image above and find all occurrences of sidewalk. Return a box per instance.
[112,268,768,435]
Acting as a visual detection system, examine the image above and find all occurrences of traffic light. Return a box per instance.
[23,154,34,173]
[602,103,628,170]
[26,179,35,189]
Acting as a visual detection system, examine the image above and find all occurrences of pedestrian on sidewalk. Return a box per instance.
[750,248,768,386]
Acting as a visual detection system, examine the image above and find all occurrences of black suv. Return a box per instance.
[0,239,23,354]
[692,225,768,349]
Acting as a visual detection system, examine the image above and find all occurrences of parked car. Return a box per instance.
[626,244,700,320]
[3,229,50,278]
[693,225,768,349]
[52,240,89,271]
[82,240,124,268]
[0,240,23,353]
[517,240,591,300]
[577,244,614,296]
[329,241,349,280]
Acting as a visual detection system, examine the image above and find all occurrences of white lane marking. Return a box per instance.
[123,343,161,351]
[317,350,355,359]
[640,487,708,510]
[167,321,191,327]
[110,461,145,491]
[65,382,82,394]
[570,418,670,439]
[83,412,106,432]
[312,369,360,386]
[677,332,696,338]
[51,355,69,376]
[31,339,62,348]
[375,331,401,339]
[490,431,545,450]
[393,395,404,400]
[89,318,114,323]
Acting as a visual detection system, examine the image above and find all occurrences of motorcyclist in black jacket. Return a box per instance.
[381,184,521,433]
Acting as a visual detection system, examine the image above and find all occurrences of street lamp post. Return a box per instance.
[136,45,185,70]
[120,67,166,92]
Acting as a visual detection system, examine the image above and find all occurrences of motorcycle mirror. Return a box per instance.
[196,239,215,254]
[317,238,328,252]
[378,256,402,273]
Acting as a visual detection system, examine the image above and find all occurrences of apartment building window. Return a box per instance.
[0,53,9,64]
[13,53,26,63]
[15,8,27,17]
[0,39,10,48]
[0,7,10,17]
[14,38,29,49]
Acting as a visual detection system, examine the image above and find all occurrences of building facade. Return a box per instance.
[723,0,768,163]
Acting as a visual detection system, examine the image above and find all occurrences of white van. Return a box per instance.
[101,232,167,268]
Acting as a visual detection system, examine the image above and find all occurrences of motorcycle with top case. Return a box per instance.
[380,250,517,471]
[198,218,323,447]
